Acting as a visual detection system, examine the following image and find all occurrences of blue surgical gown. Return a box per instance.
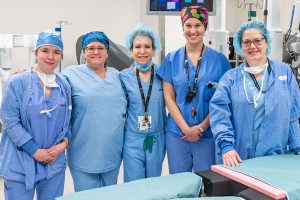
[0,70,71,189]
[120,65,166,181]
[27,73,67,181]
[61,65,127,173]
[210,59,300,162]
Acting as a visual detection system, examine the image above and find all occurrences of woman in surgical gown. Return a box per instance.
[61,31,127,191]
[157,6,231,173]
[0,31,71,200]
[120,23,166,182]
[210,21,300,167]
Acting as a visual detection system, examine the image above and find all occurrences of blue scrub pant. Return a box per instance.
[4,172,65,200]
[70,166,120,192]
[123,130,166,182]
[166,132,215,174]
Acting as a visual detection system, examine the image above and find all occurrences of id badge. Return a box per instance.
[138,115,152,131]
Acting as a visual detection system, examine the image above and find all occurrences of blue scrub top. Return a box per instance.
[210,59,300,161]
[27,73,67,181]
[0,70,71,189]
[157,47,231,138]
[120,65,166,134]
[243,66,269,155]
[61,65,127,173]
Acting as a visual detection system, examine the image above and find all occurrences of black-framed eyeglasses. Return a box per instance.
[241,38,265,47]
[85,46,106,53]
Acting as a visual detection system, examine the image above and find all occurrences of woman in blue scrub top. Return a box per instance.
[61,31,127,192]
[120,23,166,182]
[157,6,231,174]
[0,31,71,200]
[210,21,300,167]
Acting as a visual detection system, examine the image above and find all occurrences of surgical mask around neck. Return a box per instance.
[244,62,268,74]
[242,68,267,109]
[134,61,152,72]
[35,70,59,88]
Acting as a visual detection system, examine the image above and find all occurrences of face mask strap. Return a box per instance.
[40,82,61,117]
[242,67,266,109]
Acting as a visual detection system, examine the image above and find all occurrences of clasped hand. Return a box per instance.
[33,142,67,164]
[181,125,203,142]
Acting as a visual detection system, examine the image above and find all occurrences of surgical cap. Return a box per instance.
[36,30,63,51]
[82,31,110,50]
[180,6,208,29]
[233,21,272,56]
[125,23,162,57]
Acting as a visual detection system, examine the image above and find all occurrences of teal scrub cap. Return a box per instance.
[36,30,63,51]
[233,21,272,56]
[125,23,162,57]
[82,31,110,50]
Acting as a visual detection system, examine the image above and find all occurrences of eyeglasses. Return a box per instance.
[85,46,106,53]
[241,38,265,47]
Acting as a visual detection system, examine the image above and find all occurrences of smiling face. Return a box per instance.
[241,28,268,66]
[35,45,62,74]
[131,36,155,66]
[84,41,108,69]
[183,17,205,45]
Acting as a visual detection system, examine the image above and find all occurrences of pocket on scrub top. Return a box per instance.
[151,87,164,103]
[59,96,67,107]
[201,81,216,102]
[49,153,66,174]
[173,79,188,103]
[279,79,288,90]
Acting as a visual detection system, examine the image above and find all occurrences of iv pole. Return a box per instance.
[55,20,71,72]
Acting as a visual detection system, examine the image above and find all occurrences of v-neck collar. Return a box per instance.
[84,65,107,82]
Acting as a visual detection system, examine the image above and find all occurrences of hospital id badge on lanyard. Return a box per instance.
[136,65,154,132]
[138,115,152,131]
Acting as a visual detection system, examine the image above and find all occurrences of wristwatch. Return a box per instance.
[198,125,205,133]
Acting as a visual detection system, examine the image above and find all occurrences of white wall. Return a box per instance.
[226,0,296,33]
[0,0,298,67]
[140,0,160,64]
[165,0,297,55]
[0,0,146,69]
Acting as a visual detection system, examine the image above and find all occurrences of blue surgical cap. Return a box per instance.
[36,30,63,51]
[233,21,272,56]
[125,23,162,57]
[82,31,110,50]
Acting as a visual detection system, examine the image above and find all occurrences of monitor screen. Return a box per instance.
[146,0,216,16]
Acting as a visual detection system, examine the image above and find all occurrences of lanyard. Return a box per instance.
[136,64,154,119]
[249,61,271,91]
[184,45,205,97]
[250,74,261,91]
[243,70,265,109]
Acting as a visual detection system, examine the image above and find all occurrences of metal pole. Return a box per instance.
[158,15,165,63]
[263,0,268,25]
[55,20,71,72]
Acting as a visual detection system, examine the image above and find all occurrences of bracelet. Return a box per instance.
[198,125,205,133]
